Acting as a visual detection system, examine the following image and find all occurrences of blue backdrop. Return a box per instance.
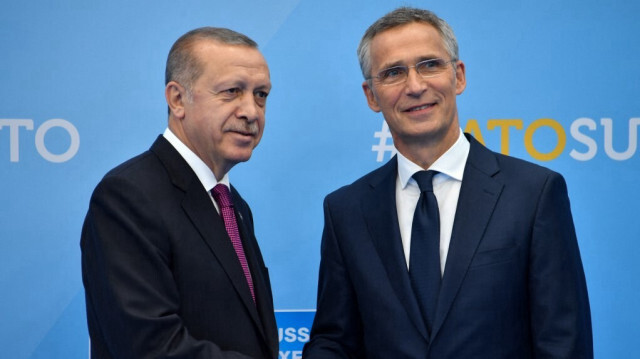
[2,1,638,358]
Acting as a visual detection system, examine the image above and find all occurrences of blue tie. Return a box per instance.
[409,170,441,333]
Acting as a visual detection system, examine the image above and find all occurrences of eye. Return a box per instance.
[254,90,269,106]
[224,88,240,95]
[218,87,243,101]
[379,66,407,80]
[418,59,446,71]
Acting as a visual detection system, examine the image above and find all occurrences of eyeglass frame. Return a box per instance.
[367,58,458,86]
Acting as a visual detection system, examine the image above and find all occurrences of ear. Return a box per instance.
[454,60,466,95]
[165,81,187,119]
[362,80,381,112]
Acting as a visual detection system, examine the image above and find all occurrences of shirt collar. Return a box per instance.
[163,128,230,191]
[397,129,470,189]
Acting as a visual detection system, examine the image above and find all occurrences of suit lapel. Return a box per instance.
[362,157,429,340]
[430,135,503,340]
[150,136,266,344]
[180,181,262,320]
[232,188,279,358]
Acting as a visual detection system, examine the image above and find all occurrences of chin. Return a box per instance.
[230,152,254,164]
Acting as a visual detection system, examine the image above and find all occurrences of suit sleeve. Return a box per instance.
[529,172,593,358]
[303,197,364,359]
[81,175,254,359]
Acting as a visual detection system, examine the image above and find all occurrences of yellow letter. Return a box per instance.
[487,119,523,155]
[524,118,566,161]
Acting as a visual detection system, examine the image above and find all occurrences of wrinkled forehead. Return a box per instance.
[193,39,266,64]
[369,22,447,68]
[370,21,443,48]
[195,40,269,74]
[193,43,271,91]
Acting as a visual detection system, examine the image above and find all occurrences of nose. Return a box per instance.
[235,92,260,122]
[404,67,428,96]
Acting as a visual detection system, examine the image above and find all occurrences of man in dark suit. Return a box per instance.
[303,7,592,358]
[81,27,277,358]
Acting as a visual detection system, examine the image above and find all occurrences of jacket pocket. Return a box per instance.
[469,246,518,269]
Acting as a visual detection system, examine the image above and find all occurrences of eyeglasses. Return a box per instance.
[369,58,456,86]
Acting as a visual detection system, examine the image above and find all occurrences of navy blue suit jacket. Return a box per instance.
[304,134,592,358]
[81,136,278,358]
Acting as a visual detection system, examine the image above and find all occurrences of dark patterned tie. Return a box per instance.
[211,184,255,302]
[409,170,441,333]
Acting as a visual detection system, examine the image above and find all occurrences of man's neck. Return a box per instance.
[395,129,460,170]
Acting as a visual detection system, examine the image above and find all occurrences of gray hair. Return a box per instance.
[165,27,258,92]
[357,7,459,79]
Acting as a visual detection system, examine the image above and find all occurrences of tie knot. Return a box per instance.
[211,184,233,208]
[412,170,437,192]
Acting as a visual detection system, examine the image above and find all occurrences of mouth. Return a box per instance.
[225,125,258,137]
[230,130,255,137]
[404,102,436,113]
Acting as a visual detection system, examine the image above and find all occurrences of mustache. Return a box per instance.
[223,122,259,136]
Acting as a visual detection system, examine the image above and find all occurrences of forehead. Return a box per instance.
[369,22,447,69]
[192,40,270,85]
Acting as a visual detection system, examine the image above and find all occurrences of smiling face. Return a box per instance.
[362,21,466,166]
[166,39,271,179]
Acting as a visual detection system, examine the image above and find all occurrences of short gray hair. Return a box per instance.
[357,7,459,79]
[165,27,258,91]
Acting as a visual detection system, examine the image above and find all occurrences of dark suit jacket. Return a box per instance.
[81,136,278,359]
[304,134,592,358]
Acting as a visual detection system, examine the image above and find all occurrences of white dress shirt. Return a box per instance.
[396,129,470,275]
[163,128,229,213]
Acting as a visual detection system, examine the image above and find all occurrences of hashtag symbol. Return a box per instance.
[372,120,397,162]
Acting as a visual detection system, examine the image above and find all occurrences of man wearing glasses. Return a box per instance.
[304,7,592,358]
